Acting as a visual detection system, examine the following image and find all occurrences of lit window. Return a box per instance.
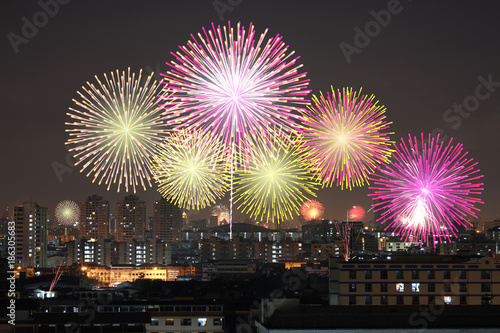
[412,283,420,293]
[198,318,207,326]
[396,283,404,292]
[444,296,452,304]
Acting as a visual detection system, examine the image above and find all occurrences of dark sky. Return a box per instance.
[1,0,499,224]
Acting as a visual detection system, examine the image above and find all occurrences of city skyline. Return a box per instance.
[2,1,500,226]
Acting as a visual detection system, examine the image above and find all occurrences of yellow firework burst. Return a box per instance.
[234,134,319,223]
[152,131,229,210]
[65,68,167,193]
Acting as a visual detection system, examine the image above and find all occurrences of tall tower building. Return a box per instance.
[116,195,146,242]
[153,198,182,243]
[14,202,48,268]
[79,195,110,240]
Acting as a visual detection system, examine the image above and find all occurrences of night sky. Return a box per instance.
[2,0,500,224]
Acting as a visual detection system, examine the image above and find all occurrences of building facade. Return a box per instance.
[79,195,109,240]
[329,256,500,306]
[153,198,182,243]
[14,202,48,268]
[116,195,146,242]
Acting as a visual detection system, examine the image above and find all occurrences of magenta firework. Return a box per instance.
[162,21,310,170]
[300,88,393,189]
[369,133,484,246]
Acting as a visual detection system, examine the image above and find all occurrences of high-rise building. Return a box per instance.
[153,198,182,243]
[116,195,146,242]
[79,195,110,240]
[14,202,48,268]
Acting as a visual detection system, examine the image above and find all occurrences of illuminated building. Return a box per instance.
[116,195,146,242]
[329,256,500,306]
[154,198,182,243]
[79,195,109,240]
[14,202,47,268]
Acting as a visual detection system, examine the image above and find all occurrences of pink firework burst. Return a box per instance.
[369,133,484,246]
[300,199,325,221]
[348,205,366,221]
[299,87,393,189]
[162,21,310,170]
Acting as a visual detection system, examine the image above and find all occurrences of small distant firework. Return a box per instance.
[162,21,310,171]
[348,205,366,221]
[369,133,484,246]
[300,199,325,221]
[299,87,393,189]
[66,68,167,193]
[55,200,80,226]
[234,135,318,223]
[152,130,229,210]
[211,204,229,225]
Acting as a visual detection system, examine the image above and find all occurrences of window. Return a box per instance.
[365,296,372,305]
[481,270,491,279]
[381,283,388,292]
[181,318,192,326]
[412,270,419,279]
[412,283,420,293]
[444,282,451,292]
[365,283,372,292]
[428,283,435,292]
[412,295,419,305]
[397,295,404,305]
[381,295,388,305]
[198,318,207,326]
[380,271,388,279]
[150,319,159,326]
[350,283,357,292]
[444,296,452,305]
[459,283,467,292]
[396,270,403,279]
[213,318,223,326]
[365,271,372,279]
[165,318,174,326]
[428,295,435,304]
[443,271,451,279]
[349,295,356,305]
[460,296,467,305]
[349,270,356,279]
[481,283,491,292]
[459,270,467,279]
[396,283,404,292]
[428,270,435,279]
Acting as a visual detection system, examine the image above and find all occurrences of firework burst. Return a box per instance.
[299,87,393,189]
[348,205,366,222]
[300,199,325,221]
[234,134,319,223]
[369,133,484,246]
[55,200,80,226]
[65,68,167,193]
[162,21,310,171]
[152,130,229,210]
